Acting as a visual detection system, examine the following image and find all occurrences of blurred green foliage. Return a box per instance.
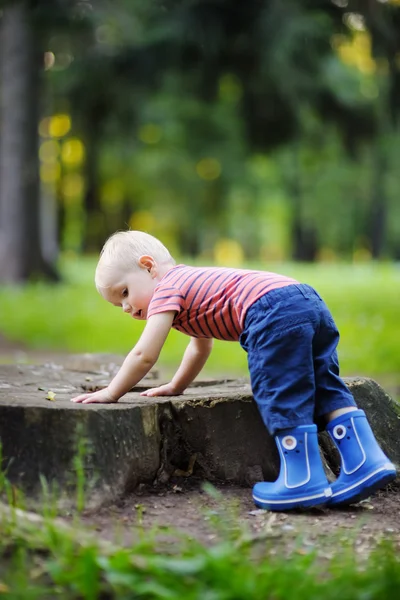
[29,0,400,262]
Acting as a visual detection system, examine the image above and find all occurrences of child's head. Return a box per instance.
[95,230,175,290]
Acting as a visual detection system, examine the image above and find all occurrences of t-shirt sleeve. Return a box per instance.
[147,286,185,318]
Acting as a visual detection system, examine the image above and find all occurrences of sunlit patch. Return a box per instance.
[343,12,365,32]
[49,114,72,138]
[219,74,242,103]
[40,162,61,183]
[61,138,85,166]
[129,210,155,232]
[259,243,286,262]
[39,140,60,164]
[39,114,71,138]
[44,51,55,70]
[317,247,338,263]
[214,239,244,266]
[332,31,376,75]
[100,179,125,212]
[43,51,73,71]
[353,247,372,263]
[196,158,221,181]
[139,124,162,145]
[62,173,84,200]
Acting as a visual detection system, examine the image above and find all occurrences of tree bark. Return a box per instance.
[0,1,58,282]
[81,106,105,253]
[369,143,387,259]
[287,146,319,262]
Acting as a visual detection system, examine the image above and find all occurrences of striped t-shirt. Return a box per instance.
[147,265,298,341]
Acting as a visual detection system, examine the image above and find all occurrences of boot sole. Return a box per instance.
[253,488,332,511]
[328,464,396,507]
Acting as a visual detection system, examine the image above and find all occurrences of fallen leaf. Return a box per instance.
[46,391,56,401]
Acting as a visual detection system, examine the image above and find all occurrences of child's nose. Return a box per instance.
[122,302,130,313]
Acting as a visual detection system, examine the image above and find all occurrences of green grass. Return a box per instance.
[0,258,399,382]
[0,258,400,376]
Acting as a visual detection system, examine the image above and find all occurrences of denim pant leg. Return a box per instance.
[240,285,356,436]
[240,286,320,435]
[312,296,356,422]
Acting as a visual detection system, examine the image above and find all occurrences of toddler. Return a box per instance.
[71,230,396,511]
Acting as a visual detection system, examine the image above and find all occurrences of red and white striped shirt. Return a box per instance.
[147,265,298,341]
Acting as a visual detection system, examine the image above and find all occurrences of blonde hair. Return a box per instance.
[95,230,175,288]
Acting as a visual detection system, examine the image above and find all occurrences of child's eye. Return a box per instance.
[122,288,128,298]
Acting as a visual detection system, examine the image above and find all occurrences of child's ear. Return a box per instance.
[138,255,155,274]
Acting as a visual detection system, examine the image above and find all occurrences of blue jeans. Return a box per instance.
[239,284,356,435]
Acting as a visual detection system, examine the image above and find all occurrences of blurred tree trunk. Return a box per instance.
[287,146,319,262]
[0,1,58,282]
[81,103,108,253]
[356,0,400,259]
[367,72,393,260]
[368,143,387,259]
[82,126,101,252]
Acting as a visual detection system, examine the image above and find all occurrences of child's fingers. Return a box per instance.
[140,387,166,396]
[71,392,101,403]
[140,386,177,397]
[81,396,103,404]
[140,388,158,396]
[71,389,115,403]
[70,394,89,403]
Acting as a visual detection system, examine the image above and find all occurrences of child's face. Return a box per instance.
[99,263,158,320]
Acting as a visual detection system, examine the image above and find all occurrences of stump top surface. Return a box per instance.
[0,353,251,410]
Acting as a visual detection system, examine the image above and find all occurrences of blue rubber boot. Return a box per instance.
[327,409,397,506]
[252,425,332,511]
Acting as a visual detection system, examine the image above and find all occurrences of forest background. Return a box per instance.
[0,0,399,393]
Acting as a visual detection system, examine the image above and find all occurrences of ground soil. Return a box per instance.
[1,339,400,559]
[78,478,400,559]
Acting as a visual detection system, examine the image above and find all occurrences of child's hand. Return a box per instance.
[140,383,183,397]
[71,388,117,404]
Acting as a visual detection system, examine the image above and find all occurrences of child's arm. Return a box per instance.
[71,312,175,404]
[140,336,213,397]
